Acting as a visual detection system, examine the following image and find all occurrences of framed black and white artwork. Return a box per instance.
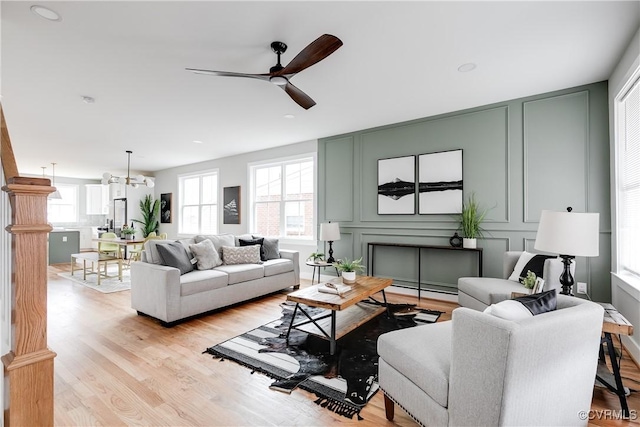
[418,149,463,214]
[223,186,241,224]
[377,155,416,215]
[160,193,172,224]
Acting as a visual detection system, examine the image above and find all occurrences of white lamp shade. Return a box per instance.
[534,210,599,257]
[146,179,155,188]
[118,176,126,185]
[102,172,112,180]
[319,222,341,241]
[135,174,145,183]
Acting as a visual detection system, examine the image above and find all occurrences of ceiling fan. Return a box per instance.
[186,34,343,110]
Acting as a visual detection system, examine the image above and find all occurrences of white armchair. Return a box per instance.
[378,295,604,426]
[458,251,574,311]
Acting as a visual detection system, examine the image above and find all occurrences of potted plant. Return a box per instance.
[333,257,366,284]
[133,195,160,238]
[121,225,136,240]
[307,252,325,263]
[459,193,488,249]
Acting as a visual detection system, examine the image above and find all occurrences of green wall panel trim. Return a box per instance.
[523,91,589,222]
[322,136,354,222]
[318,81,611,295]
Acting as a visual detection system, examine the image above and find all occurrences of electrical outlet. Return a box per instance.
[62,236,67,242]
[577,282,587,294]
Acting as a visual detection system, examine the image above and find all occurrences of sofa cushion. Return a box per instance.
[214,264,264,285]
[195,234,235,253]
[156,241,195,275]
[189,239,222,270]
[235,233,254,246]
[221,245,262,265]
[378,322,452,407]
[180,269,229,296]
[177,237,196,259]
[143,239,173,264]
[263,258,293,277]
[484,289,557,320]
[484,300,533,320]
[239,237,266,261]
[261,237,281,260]
[458,277,527,306]
[507,252,555,282]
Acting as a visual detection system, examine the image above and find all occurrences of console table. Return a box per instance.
[367,242,483,298]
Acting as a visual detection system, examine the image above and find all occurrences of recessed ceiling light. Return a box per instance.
[30,5,62,22]
[284,114,295,119]
[458,63,477,73]
[82,96,95,104]
[193,140,203,144]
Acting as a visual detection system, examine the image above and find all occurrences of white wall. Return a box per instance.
[609,26,640,363]
[152,140,319,277]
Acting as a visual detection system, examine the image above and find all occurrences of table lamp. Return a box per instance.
[320,222,341,263]
[534,208,599,295]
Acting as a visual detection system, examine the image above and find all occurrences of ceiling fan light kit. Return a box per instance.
[102,150,155,188]
[187,34,343,109]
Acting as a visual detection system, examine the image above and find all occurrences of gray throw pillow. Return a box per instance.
[262,238,280,260]
[156,241,194,275]
[189,239,222,270]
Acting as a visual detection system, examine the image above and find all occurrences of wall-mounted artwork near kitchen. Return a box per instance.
[418,149,463,214]
[223,186,241,224]
[377,155,416,215]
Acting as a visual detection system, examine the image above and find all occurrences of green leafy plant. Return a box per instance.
[333,257,366,273]
[459,192,488,239]
[120,225,136,236]
[307,252,325,262]
[521,270,537,289]
[133,195,160,238]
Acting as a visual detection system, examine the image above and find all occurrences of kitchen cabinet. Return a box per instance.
[86,184,108,215]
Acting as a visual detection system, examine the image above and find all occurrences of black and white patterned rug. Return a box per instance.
[204,301,442,420]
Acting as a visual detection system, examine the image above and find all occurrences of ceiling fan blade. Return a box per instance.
[186,68,270,81]
[282,82,316,110]
[278,34,343,75]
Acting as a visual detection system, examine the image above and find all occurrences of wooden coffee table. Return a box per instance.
[285,275,393,354]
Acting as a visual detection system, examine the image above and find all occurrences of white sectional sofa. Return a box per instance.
[131,234,299,326]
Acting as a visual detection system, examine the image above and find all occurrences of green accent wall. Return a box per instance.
[318,81,612,301]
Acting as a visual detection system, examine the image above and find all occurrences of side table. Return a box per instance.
[595,302,634,418]
[305,260,338,286]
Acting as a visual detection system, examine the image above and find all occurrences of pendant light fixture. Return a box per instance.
[101,150,154,188]
[49,163,62,199]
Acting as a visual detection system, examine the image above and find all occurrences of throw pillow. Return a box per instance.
[221,245,262,265]
[484,289,557,320]
[262,238,280,260]
[195,234,235,253]
[189,239,222,270]
[239,237,266,261]
[513,289,557,315]
[143,239,173,265]
[508,252,555,282]
[156,241,195,275]
[484,300,533,321]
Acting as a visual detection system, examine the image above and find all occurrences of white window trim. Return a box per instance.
[48,183,79,224]
[177,168,220,236]
[248,152,317,244]
[613,66,640,290]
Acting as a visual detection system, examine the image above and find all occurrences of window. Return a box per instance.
[616,74,640,278]
[250,155,315,240]
[48,184,78,223]
[179,170,218,235]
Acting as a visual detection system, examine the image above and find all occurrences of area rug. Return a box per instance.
[204,301,442,420]
[57,266,131,293]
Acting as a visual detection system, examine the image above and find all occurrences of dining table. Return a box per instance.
[92,237,146,259]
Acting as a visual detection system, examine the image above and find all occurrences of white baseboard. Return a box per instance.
[386,285,459,303]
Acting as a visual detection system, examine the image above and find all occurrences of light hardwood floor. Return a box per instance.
[47,264,639,426]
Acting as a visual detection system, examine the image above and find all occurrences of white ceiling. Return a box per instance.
[1,1,638,180]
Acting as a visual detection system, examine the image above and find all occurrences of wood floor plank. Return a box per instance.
[47,263,640,426]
